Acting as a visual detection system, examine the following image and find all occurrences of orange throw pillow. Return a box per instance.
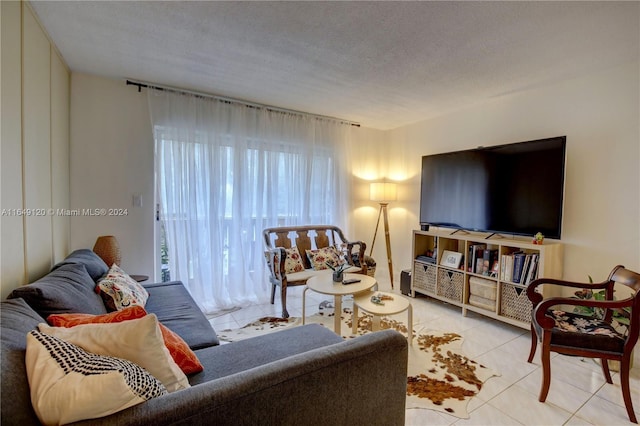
[47,306,203,375]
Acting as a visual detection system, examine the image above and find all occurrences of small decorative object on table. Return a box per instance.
[533,232,544,245]
[326,261,350,282]
[370,293,394,305]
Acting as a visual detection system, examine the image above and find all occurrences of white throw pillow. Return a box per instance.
[25,330,167,425]
[38,314,190,392]
[97,264,149,311]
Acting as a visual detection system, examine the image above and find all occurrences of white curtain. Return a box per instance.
[147,89,353,314]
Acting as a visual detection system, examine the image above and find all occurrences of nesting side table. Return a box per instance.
[352,291,413,344]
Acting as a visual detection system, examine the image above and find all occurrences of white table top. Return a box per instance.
[306,273,376,296]
[353,291,411,315]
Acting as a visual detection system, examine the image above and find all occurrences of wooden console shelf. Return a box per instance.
[411,229,563,329]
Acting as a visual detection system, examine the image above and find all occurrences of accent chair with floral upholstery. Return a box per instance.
[526,265,640,424]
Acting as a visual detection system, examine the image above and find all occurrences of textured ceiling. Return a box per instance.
[30,1,639,130]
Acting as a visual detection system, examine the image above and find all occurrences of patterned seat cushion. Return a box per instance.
[535,309,625,353]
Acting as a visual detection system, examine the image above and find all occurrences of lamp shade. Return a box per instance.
[93,235,121,267]
[370,182,397,202]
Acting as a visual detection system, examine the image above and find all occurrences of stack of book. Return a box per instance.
[500,252,539,284]
[467,244,498,277]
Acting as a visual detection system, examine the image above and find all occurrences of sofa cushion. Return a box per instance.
[97,264,150,311]
[0,299,44,425]
[143,281,219,349]
[39,315,190,392]
[26,330,167,425]
[51,248,109,281]
[189,324,342,385]
[47,307,203,375]
[7,263,108,317]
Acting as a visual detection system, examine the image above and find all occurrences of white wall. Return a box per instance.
[70,73,155,277]
[374,61,639,284]
[1,2,70,298]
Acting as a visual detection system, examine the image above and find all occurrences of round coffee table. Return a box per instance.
[352,291,413,344]
[303,273,377,334]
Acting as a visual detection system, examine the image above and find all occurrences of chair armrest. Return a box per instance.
[527,277,613,306]
[345,240,367,269]
[265,247,286,282]
[533,296,635,330]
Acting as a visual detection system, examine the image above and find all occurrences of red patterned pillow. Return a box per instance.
[47,306,203,375]
[305,246,344,270]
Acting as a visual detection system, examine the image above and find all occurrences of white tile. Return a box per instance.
[453,401,523,425]
[404,408,455,426]
[487,385,573,425]
[564,415,596,426]
[516,370,594,414]
[574,395,637,425]
[594,373,640,412]
[230,305,269,324]
[474,375,519,402]
[472,347,538,383]
[545,355,608,394]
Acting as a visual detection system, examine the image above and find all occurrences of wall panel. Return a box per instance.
[22,5,53,282]
[51,49,70,263]
[0,3,70,298]
[0,0,26,298]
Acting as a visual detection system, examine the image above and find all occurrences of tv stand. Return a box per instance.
[411,229,563,329]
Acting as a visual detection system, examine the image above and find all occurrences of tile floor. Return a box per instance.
[209,282,640,426]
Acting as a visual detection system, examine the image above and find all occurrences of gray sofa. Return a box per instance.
[1,250,408,425]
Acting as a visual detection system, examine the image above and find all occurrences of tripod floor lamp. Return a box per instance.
[369,182,397,289]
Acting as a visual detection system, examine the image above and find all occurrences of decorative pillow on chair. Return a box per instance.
[38,314,190,392]
[305,246,344,270]
[26,330,167,425]
[283,247,305,273]
[47,306,204,375]
[97,264,149,311]
[264,247,306,274]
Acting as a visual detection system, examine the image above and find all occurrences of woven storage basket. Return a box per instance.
[413,261,436,294]
[500,283,533,323]
[437,269,464,302]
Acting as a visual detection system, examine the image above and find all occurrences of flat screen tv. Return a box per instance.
[419,136,566,239]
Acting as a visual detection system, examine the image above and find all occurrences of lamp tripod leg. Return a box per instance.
[369,205,383,257]
[382,204,393,289]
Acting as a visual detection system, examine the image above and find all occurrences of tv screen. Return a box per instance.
[419,136,566,239]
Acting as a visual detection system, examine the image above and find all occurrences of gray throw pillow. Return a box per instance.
[8,263,107,317]
[51,249,109,281]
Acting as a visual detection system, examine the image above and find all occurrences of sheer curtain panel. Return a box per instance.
[148,89,353,314]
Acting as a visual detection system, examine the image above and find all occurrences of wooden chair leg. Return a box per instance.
[528,325,537,363]
[270,283,276,304]
[539,334,552,402]
[600,358,613,384]
[620,356,638,424]
[280,285,289,318]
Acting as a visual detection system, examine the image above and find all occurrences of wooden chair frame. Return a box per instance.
[526,265,640,423]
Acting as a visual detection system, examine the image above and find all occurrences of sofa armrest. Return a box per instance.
[70,330,408,426]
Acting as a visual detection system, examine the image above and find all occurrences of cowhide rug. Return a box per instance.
[218,301,499,419]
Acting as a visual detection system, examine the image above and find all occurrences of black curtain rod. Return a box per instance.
[125,79,360,127]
